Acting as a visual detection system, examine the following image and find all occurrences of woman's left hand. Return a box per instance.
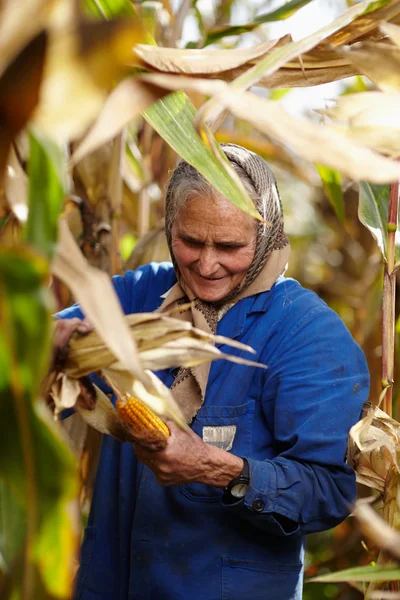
[134,422,243,488]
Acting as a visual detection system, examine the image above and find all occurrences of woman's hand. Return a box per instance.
[52,318,93,370]
[45,318,96,411]
[134,422,243,488]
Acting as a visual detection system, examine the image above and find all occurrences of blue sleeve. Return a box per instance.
[55,262,175,320]
[224,304,369,537]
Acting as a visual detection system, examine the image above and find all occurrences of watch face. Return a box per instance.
[231,483,248,499]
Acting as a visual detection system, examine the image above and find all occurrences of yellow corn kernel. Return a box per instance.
[116,396,170,438]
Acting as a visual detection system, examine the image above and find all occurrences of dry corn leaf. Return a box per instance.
[52,219,148,386]
[138,337,266,371]
[133,37,289,75]
[0,30,47,181]
[71,78,166,165]
[34,18,149,141]
[217,89,400,183]
[0,0,53,75]
[75,383,136,443]
[348,407,400,493]
[103,368,187,429]
[382,21,400,47]
[64,311,259,378]
[353,501,400,562]
[196,2,369,131]
[336,42,400,93]
[215,60,358,90]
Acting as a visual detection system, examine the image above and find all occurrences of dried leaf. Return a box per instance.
[34,19,148,141]
[196,2,369,129]
[52,219,147,385]
[138,338,266,371]
[0,31,47,181]
[71,78,165,165]
[336,42,400,93]
[76,383,135,443]
[104,368,188,428]
[134,37,288,75]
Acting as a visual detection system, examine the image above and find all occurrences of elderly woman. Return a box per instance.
[56,144,369,600]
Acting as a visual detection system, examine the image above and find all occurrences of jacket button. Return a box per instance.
[252,498,265,512]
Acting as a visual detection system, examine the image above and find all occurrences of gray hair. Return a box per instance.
[165,160,259,229]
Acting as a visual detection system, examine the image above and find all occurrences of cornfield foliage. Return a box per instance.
[1,0,400,598]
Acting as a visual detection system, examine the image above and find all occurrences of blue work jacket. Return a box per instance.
[59,262,369,600]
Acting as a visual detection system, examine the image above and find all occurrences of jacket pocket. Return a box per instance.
[221,555,302,600]
[180,400,254,502]
[73,525,96,600]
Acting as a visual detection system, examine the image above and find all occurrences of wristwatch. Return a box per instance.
[223,457,250,501]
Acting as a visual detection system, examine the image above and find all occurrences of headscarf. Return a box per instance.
[159,144,290,423]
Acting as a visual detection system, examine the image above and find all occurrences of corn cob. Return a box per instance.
[116,395,170,438]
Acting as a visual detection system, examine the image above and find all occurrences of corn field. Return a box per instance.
[1,0,400,598]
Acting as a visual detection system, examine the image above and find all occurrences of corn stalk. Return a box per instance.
[382,180,399,416]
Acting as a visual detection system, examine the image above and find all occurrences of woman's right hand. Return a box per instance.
[46,318,96,411]
[52,318,93,370]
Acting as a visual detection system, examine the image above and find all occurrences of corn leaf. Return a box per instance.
[143,92,261,219]
[71,78,166,165]
[134,37,287,74]
[381,21,400,47]
[0,249,79,598]
[137,72,400,183]
[52,219,147,385]
[359,182,390,260]
[336,42,400,93]
[203,0,313,46]
[309,565,400,583]
[25,131,66,259]
[316,165,345,225]
[197,1,370,128]
[214,89,400,183]
[34,18,149,141]
[0,30,47,182]
[83,0,137,18]
[0,480,26,572]
[0,0,51,76]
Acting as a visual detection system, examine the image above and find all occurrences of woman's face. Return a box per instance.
[171,194,257,302]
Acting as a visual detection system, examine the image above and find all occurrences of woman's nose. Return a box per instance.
[198,247,219,276]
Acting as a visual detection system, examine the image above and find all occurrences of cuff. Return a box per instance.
[221,458,300,537]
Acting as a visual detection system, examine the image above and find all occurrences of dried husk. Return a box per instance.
[348,407,400,599]
[50,312,265,447]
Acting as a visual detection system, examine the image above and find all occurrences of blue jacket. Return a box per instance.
[59,262,369,600]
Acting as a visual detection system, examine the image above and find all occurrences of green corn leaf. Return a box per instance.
[25,132,67,260]
[83,0,137,18]
[316,165,345,225]
[309,563,400,583]
[143,92,261,219]
[0,248,79,598]
[358,182,389,261]
[0,480,26,572]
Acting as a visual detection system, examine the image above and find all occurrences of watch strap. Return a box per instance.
[223,457,250,500]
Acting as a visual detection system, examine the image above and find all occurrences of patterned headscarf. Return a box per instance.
[165,144,289,299]
[160,144,290,423]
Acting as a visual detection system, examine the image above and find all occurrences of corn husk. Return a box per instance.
[348,407,400,599]
[50,311,266,446]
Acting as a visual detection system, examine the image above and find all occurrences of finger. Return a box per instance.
[76,319,93,335]
[52,318,89,371]
[76,376,96,411]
